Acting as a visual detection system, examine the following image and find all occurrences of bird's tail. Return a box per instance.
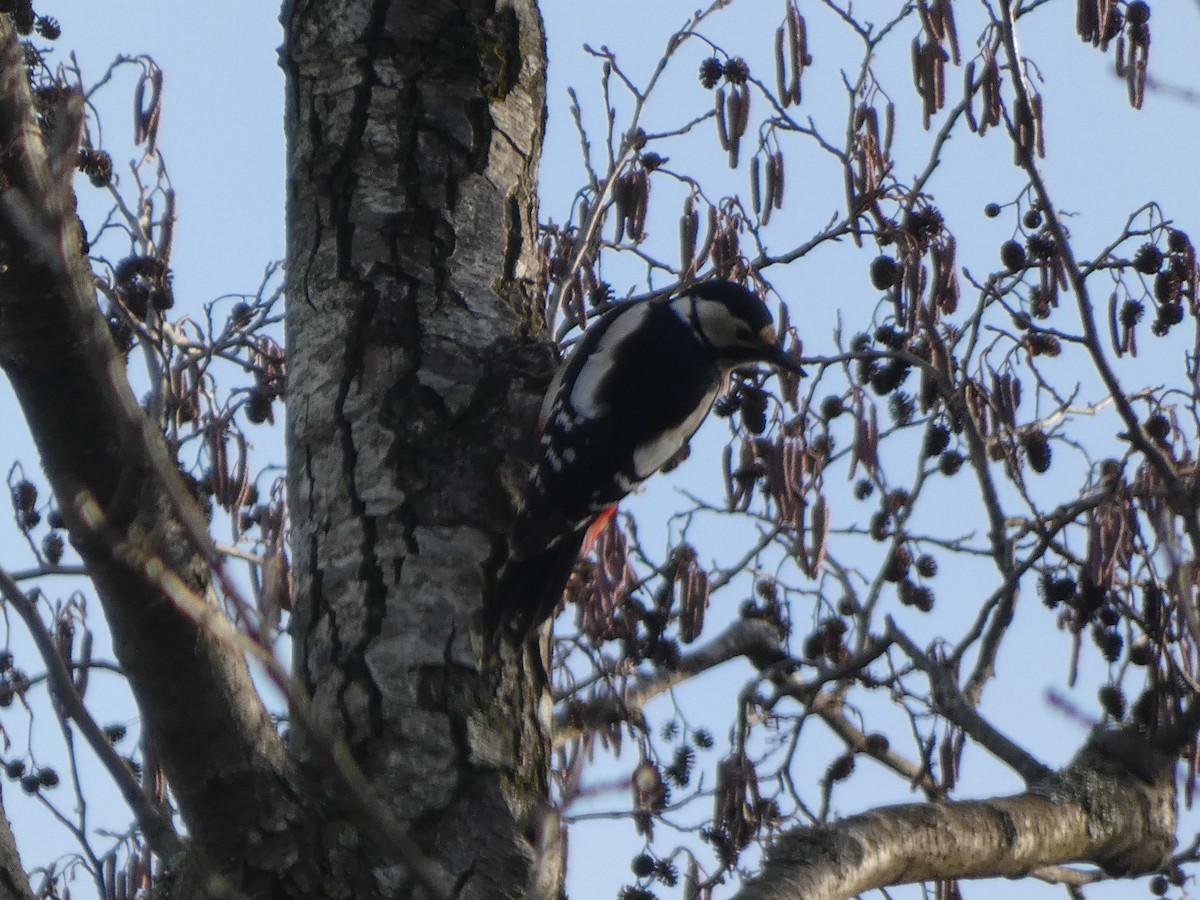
[487,528,588,645]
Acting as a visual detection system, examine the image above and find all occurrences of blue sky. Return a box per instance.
[4,2,1200,898]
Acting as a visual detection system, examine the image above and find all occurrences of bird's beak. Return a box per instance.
[758,324,806,375]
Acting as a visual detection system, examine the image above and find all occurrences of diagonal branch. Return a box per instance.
[0,567,184,861]
[554,617,787,747]
[0,18,285,870]
[889,620,1052,784]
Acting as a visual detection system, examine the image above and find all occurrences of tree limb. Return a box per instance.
[554,618,787,747]
[735,728,1176,899]
[0,17,285,873]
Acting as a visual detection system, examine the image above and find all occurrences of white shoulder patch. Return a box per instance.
[569,302,653,419]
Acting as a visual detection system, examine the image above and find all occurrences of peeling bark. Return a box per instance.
[283,0,555,895]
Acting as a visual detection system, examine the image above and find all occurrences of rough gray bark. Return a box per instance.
[0,784,34,900]
[282,0,554,896]
[0,15,286,880]
[736,729,1177,900]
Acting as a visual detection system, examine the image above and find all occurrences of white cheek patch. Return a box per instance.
[569,302,653,418]
[631,384,719,479]
[671,295,765,354]
[695,299,742,346]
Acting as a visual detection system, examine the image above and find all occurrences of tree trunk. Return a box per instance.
[282,0,555,895]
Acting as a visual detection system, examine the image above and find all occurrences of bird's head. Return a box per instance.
[671,280,804,375]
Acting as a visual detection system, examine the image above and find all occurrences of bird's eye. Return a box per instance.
[735,324,753,341]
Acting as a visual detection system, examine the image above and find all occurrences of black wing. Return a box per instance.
[489,299,722,643]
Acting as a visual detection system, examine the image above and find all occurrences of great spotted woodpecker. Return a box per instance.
[489,279,801,643]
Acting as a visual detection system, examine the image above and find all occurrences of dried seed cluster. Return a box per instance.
[913,0,959,129]
[774,1,811,107]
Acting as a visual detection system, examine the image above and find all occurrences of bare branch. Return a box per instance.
[554,617,786,747]
[0,568,184,862]
[0,15,286,871]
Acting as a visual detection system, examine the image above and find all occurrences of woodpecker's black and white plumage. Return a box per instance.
[489,279,801,643]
